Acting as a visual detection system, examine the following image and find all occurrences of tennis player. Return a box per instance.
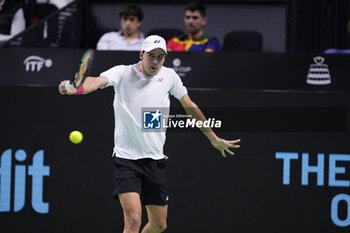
[58,35,240,233]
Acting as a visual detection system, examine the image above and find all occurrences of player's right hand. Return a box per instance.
[58,80,77,95]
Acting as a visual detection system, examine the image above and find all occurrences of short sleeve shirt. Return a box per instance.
[166,34,221,52]
[96,31,145,51]
[100,63,187,160]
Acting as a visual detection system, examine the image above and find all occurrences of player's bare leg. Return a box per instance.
[141,205,168,233]
[119,192,142,233]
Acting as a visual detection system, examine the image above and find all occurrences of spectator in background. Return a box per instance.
[97,4,145,51]
[0,0,25,45]
[167,2,221,52]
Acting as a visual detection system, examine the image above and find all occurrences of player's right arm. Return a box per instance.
[58,76,107,95]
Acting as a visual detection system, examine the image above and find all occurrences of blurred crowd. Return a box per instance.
[1,0,349,53]
[1,1,249,52]
[96,2,222,52]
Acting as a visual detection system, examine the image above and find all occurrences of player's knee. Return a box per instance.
[151,221,167,232]
[125,211,142,229]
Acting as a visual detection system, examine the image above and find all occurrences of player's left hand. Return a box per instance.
[211,138,241,158]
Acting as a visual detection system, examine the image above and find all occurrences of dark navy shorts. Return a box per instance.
[112,156,169,206]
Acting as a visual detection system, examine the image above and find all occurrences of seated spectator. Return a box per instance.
[0,0,25,45]
[97,4,144,51]
[167,2,221,52]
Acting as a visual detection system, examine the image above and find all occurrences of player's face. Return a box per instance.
[120,16,141,37]
[140,48,166,76]
[184,10,206,35]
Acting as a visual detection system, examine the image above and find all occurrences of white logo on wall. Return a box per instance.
[172,58,191,77]
[23,56,53,72]
[306,56,331,85]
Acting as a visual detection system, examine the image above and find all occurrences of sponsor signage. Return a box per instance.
[0,149,50,214]
[23,56,53,72]
[0,49,349,91]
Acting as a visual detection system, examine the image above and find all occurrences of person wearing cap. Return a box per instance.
[58,35,240,233]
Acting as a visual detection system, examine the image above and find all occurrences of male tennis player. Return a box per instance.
[58,35,240,233]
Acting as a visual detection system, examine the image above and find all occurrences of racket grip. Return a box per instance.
[65,82,73,91]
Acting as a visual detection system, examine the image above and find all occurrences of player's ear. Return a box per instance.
[140,51,144,60]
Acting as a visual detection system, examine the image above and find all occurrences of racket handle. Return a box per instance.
[65,82,73,91]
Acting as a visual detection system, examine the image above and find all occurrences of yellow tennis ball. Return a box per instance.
[69,130,83,144]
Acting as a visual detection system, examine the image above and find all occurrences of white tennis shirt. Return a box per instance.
[100,63,187,160]
[96,31,145,51]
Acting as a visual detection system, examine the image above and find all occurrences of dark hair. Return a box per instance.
[185,2,206,17]
[119,4,143,21]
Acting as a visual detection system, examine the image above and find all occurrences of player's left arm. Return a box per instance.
[179,94,240,157]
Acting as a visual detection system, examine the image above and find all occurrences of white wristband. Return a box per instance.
[65,82,73,91]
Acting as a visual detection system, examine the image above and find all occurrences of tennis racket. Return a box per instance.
[65,49,94,90]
